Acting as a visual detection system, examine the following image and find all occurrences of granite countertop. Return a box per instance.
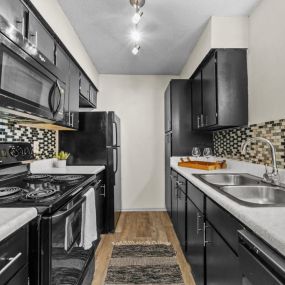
[171,157,285,257]
[30,159,105,175]
[0,208,37,242]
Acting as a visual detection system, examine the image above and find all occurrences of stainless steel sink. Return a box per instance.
[194,173,285,207]
[220,185,285,206]
[198,173,261,186]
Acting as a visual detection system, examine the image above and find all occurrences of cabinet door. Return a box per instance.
[177,184,186,250]
[186,199,204,285]
[89,86,97,107]
[171,171,178,230]
[206,222,242,285]
[0,0,26,37]
[164,84,172,132]
[68,61,80,129]
[191,71,202,130]
[28,13,55,63]
[80,74,90,99]
[165,134,172,217]
[56,46,69,83]
[202,54,217,127]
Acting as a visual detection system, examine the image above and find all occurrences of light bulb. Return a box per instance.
[132,11,143,24]
[132,45,140,55]
[130,29,141,42]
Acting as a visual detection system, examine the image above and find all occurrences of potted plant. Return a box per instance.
[54,151,70,168]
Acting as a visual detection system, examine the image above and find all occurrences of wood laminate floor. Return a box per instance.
[91,211,196,285]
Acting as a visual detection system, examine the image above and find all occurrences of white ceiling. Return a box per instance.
[58,0,260,75]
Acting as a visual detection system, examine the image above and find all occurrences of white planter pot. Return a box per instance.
[55,160,67,168]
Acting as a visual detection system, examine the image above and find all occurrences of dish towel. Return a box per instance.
[80,187,98,250]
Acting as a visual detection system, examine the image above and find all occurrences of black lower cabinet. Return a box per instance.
[6,265,28,285]
[176,185,186,249]
[206,222,242,285]
[186,198,204,285]
[171,171,178,231]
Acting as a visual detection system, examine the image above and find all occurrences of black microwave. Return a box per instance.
[0,28,65,123]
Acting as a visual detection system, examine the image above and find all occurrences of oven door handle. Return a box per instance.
[52,196,86,221]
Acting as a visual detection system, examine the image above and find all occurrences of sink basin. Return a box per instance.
[220,185,285,206]
[198,174,261,186]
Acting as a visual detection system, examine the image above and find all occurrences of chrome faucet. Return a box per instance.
[241,137,280,185]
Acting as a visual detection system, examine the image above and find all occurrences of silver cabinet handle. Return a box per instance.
[200,114,204,128]
[0,252,22,275]
[203,223,211,246]
[29,31,38,47]
[197,115,201,128]
[196,213,203,235]
[70,113,74,127]
[100,185,106,197]
[15,16,25,36]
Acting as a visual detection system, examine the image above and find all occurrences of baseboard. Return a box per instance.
[121,208,166,212]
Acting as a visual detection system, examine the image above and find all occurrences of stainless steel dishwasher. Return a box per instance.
[238,230,285,285]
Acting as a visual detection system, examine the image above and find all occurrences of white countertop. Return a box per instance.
[171,157,285,257]
[30,159,105,175]
[0,208,37,242]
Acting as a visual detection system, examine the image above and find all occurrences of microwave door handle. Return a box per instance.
[53,81,63,116]
[52,196,86,222]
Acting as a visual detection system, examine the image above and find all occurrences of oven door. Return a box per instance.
[0,36,64,122]
[41,192,94,285]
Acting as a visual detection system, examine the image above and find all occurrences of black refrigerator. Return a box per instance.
[59,112,121,232]
[165,80,213,217]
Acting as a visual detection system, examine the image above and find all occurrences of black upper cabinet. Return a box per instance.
[0,0,27,38]
[79,73,90,100]
[192,72,203,130]
[202,54,217,128]
[68,61,80,129]
[28,12,55,64]
[164,84,171,133]
[191,49,248,131]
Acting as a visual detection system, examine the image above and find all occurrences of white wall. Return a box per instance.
[180,16,249,79]
[30,0,99,86]
[98,75,174,211]
[248,0,285,124]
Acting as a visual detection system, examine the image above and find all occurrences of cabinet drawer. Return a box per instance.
[177,174,186,194]
[187,182,204,213]
[206,198,242,253]
[0,226,28,284]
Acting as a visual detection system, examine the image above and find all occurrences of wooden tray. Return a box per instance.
[178,158,227,171]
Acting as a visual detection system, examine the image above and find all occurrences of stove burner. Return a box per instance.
[52,175,84,183]
[26,189,58,200]
[0,187,23,197]
[24,174,52,182]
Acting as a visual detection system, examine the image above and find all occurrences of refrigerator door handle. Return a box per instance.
[113,121,118,146]
[114,147,118,174]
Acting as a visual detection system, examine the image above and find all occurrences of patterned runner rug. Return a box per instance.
[104,241,185,285]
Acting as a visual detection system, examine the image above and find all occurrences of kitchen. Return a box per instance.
[0,0,284,284]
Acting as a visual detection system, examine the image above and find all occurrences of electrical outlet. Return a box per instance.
[33,141,39,154]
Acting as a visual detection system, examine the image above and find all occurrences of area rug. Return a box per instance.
[104,241,184,285]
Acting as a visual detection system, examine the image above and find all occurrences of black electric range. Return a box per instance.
[0,143,98,285]
[0,171,96,214]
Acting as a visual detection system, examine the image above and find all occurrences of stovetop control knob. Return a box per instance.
[24,146,31,156]
[9,147,19,158]
[16,146,24,156]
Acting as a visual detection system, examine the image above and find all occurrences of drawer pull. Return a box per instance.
[196,213,203,234]
[0,252,22,275]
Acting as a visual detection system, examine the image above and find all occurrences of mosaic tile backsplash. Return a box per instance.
[214,119,285,169]
[0,119,56,159]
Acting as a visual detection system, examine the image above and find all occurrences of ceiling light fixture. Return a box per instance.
[132,10,143,24]
[130,29,141,42]
[129,0,145,56]
[132,45,140,55]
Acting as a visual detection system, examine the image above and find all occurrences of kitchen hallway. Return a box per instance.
[92,212,195,285]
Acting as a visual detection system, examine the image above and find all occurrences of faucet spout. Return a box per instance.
[240,137,279,185]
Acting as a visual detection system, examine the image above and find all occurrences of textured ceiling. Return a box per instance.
[58,0,260,75]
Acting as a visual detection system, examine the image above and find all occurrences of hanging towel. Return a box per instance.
[80,187,97,249]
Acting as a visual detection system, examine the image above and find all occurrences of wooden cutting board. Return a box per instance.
[178,158,227,171]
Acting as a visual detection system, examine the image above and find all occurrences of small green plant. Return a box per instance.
[54,151,70,160]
